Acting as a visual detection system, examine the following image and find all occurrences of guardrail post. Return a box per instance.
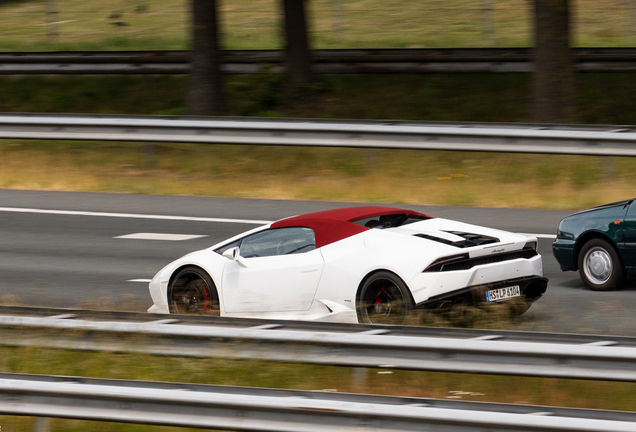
[143,143,157,168]
[624,0,634,38]
[481,0,494,42]
[46,0,58,41]
[352,367,369,390]
[601,156,617,181]
[331,0,345,39]
[364,148,378,169]
[33,417,50,432]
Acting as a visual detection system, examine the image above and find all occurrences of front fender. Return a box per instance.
[553,204,628,271]
[149,249,228,313]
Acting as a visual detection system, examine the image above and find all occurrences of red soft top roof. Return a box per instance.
[271,206,432,248]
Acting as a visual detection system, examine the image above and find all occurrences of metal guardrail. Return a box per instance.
[1,112,636,156]
[2,372,636,432]
[3,48,636,74]
[1,306,636,382]
[4,305,636,345]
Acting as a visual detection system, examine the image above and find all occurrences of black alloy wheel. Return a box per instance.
[169,266,219,315]
[357,271,413,325]
[578,238,625,291]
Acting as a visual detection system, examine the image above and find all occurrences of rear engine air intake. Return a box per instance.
[424,247,539,272]
[414,231,500,248]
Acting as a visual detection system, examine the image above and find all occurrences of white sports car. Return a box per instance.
[148,206,547,324]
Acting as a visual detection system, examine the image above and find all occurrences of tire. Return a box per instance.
[356,271,413,325]
[169,266,220,315]
[578,238,625,291]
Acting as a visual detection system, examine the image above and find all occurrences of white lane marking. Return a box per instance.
[127,279,152,283]
[115,233,208,241]
[0,207,273,225]
[0,206,558,238]
[518,233,557,239]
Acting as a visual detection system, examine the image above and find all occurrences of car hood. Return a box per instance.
[555,199,633,241]
[565,199,634,219]
[382,218,532,257]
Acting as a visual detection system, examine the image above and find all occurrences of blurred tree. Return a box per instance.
[187,0,223,115]
[282,0,314,84]
[531,0,576,123]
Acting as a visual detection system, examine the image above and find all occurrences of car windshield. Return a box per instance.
[352,213,429,229]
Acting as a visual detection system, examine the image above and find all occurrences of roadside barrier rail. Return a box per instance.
[3,48,636,74]
[1,306,636,382]
[2,372,636,432]
[1,113,636,156]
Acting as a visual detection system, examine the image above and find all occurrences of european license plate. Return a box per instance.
[485,285,520,302]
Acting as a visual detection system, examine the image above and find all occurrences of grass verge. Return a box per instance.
[2,140,634,210]
[2,0,636,51]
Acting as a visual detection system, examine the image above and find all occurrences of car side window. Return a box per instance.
[240,227,316,258]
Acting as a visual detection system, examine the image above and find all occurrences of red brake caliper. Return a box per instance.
[375,287,387,308]
[202,285,211,312]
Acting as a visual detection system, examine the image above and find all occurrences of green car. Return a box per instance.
[552,199,636,291]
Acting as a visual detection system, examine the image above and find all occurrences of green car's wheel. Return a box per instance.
[578,238,624,291]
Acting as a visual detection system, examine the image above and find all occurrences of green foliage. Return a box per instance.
[4,73,636,125]
[229,68,285,116]
[0,76,185,114]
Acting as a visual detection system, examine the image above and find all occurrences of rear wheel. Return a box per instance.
[578,238,624,291]
[169,266,219,315]
[357,271,413,325]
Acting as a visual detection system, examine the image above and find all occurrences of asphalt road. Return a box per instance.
[1,188,635,335]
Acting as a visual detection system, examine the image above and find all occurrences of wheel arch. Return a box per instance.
[574,232,623,271]
[167,264,220,304]
[355,269,415,305]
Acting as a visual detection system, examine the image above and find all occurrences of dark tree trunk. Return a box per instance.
[531,0,576,123]
[282,0,314,84]
[187,0,223,116]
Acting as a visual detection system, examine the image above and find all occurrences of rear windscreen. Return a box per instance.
[352,214,430,229]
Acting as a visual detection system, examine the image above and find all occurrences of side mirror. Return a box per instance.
[222,247,248,267]
[222,247,240,260]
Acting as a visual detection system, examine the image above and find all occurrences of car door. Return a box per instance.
[621,201,636,272]
[221,227,324,313]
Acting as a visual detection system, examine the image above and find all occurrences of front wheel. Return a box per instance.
[357,271,413,325]
[169,266,220,315]
[578,238,624,291]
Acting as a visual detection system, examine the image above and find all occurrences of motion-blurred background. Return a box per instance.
[1,2,636,431]
[1,0,635,210]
